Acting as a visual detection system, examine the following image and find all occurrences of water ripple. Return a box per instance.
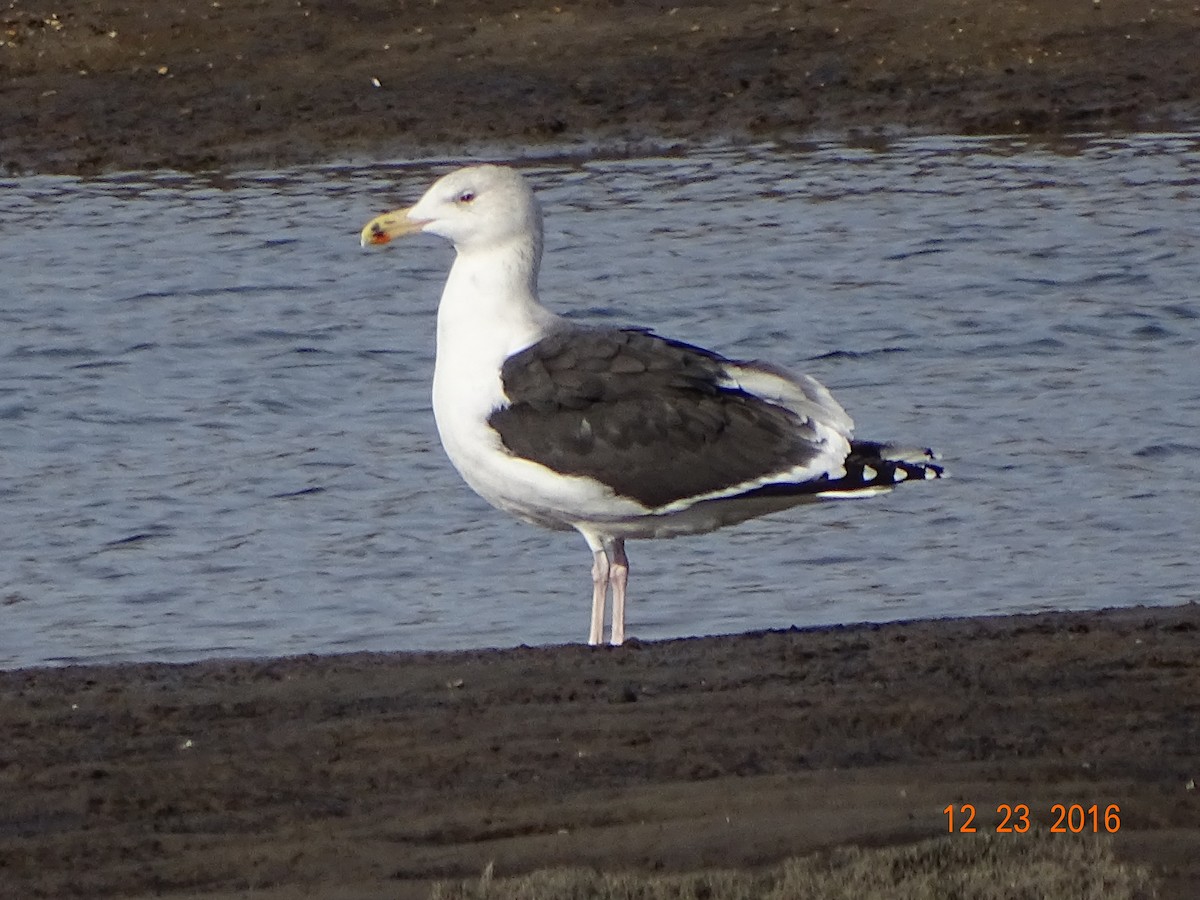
[2,134,1199,667]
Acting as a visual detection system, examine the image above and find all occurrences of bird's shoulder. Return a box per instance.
[499,326,730,409]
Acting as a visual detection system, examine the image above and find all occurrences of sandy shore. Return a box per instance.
[2,0,1199,175]
[2,1,1198,896]
[2,605,1198,898]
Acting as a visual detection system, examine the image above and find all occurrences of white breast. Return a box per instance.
[430,252,648,531]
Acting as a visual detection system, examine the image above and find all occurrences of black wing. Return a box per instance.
[488,327,828,508]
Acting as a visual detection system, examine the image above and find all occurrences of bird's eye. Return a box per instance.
[456,191,476,205]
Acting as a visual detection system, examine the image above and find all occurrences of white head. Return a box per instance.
[361,165,544,258]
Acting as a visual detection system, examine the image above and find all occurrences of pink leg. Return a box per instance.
[608,539,629,646]
[589,549,609,646]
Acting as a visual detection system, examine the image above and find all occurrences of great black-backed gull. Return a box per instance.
[361,164,942,646]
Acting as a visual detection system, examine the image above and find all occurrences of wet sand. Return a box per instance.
[3,605,1199,898]
[2,1,1199,897]
[2,0,1199,175]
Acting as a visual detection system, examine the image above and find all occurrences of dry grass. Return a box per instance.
[430,832,1155,900]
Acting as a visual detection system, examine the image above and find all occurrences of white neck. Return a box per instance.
[430,234,563,492]
[436,236,559,362]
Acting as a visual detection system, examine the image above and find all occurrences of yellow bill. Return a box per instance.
[360,207,427,247]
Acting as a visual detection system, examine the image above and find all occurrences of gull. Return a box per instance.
[361,165,942,646]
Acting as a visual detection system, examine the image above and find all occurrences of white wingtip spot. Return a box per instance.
[893,468,908,482]
[862,466,877,481]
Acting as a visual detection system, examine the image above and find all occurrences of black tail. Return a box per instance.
[830,440,944,494]
[738,440,943,501]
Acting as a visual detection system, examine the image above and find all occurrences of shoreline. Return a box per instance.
[3,0,1200,175]
[4,603,1198,898]
[3,599,1192,673]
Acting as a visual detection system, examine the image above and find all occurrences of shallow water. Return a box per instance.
[3,134,1199,668]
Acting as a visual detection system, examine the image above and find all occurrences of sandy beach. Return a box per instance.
[2,0,1199,174]
[3,605,1199,898]
[2,1,1198,897]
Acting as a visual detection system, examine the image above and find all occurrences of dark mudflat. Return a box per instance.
[3,605,1198,898]
[2,0,1199,174]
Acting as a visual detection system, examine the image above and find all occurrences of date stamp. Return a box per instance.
[944,803,1122,834]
